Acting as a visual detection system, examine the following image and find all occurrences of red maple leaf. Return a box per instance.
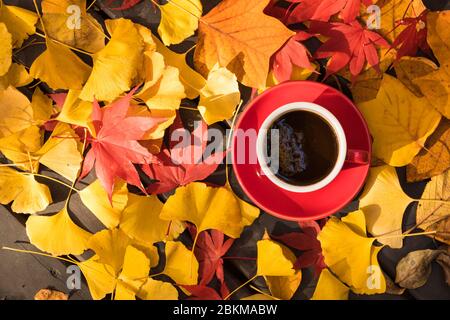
[182,285,223,300]
[187,226,234,297]
[272,31,313,82]
[310,20,389,81]
[105,0,142,10]
[391,10,430,61]
[272,219,326,278]
[143,116,225,195]
[80,90,163,200]
[287,0,373,24]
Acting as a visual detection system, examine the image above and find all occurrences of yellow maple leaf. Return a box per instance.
[26,206,92,256]
[41,0,105,53]
[318,210,386,294]
[194,0,294,88]
[79,18,144,102]
[0,167,51,214]
[157,0,202,46]
[358,74,441,166]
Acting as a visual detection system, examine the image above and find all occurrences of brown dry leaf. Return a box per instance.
[194,0,294,88]
[407,119,450,182]
[416,170,450,244]
[436,250,450,285]
[395,249,442,289]
[34,289,68,300]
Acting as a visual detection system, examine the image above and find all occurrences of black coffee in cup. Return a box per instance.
[267,110,339,186]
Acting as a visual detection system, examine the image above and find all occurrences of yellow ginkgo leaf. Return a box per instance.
[265,270,302,300]
[311,269,349,300]
[79,179,129,229]
[29,39,92,90]
[144,109,177,140]
[120,193,183,246]
[427,11,449,65]
[56,90,95,133]
[359,166,414,248]
[153,34,206,99]
[163,241,199,285]
[158,0,202,46]
[79,18,144,102]
[35,123,83,182]
[115,246,150,300]
[138,63,186,110]
[256,239,296,277]
[0,22,12,76]
[0,167,51,214]
[87,228,131,275]
[318,210,386,294]
[30,88,53,124]
[137,278,179,300]
[160,182,247,239]
[0,4,37,48]
[26,206,92,256]
[0,63,33,90]
[0,86,34,138]
[358,74,441,166]
[79,257,116,300]
[242,294,276,300]
[198,65,240,125]
[0,126,42,172]
[41,0,105,53]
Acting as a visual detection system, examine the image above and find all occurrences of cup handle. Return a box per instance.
[346,149,370,165]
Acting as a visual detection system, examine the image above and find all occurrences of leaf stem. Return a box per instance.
[35,32,93,56]
[2,247,77,265]
[224,275,258,300]
[377,230,437,241]
[24,173,80,193]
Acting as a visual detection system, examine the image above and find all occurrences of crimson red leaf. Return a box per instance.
[310,20,388,81]
[143,116,225,194]
[182,285,223,300]
[80,90,163,200]
[391,10,430,61]
[272,31,313,82]
[287,0,372,24]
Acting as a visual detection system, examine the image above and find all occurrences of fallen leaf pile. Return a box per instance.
[0,0,449,300]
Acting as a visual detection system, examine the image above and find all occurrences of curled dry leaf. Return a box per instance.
[34,289,68,300]
[395,249,442,289]
[436,251,450,286]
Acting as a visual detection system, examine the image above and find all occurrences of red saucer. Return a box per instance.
[231,81,371,221]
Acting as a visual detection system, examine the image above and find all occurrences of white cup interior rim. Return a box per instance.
[256,102,347,193]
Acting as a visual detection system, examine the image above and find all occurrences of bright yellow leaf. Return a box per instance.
[0,86,34,138]
[160,182,247,239]
[153,34,206,99]
[137,278,179,300]
[311,269,349,300]
[79,257,116,300]
[0,22,12,76]
[318,210,386,294]
[158,0,202,46]
[163,241,199,285]
[41,0,105,53]
[358,74,441,166]
[0,167,51,214]
[265,270,302,300]
[30,88,53,124]
[29,39,92,90]
[79,18,144,102]
[56,90,95,133]
[360,166,414,248]
[79,179,129,229]
[256,239,296,277]
[198,65,241,125]
[0,4,37,48]
[0,63,33,90]
[35,123,83,181]
[26,206,91,256]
